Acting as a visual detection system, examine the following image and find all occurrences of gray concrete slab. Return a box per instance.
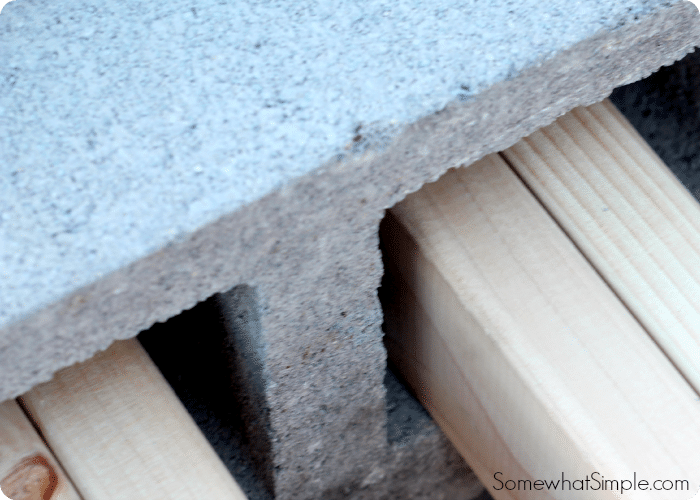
[2,0,700,498]
[1,0,697,331]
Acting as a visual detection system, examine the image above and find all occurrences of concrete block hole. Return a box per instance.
[137,281,472,500]
[138,285,274,500]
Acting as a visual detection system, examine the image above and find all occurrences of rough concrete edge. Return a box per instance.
[0,1,697,402]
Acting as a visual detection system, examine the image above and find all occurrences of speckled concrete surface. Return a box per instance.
[1,0,698,330]
[2,1,700,498]
[138,296,485,500]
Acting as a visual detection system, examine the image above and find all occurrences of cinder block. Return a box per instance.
[2,0,700,498]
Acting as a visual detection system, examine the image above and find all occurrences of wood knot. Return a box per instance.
[1,455,58,500]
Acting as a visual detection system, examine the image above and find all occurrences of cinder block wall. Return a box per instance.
[2,1,699,498]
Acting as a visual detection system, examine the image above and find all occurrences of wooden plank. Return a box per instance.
[382,154,700,500]
[501,99,700,393]
[20,339,248,500]
[0,399,81,500]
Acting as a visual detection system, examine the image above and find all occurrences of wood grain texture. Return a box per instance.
[382,154,700,500]
[20,339,248,500]
[0,399,81,500]
[501,99,700,392]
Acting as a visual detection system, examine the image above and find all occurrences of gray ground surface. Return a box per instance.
[384,367,434,447]
[611,48,700,198]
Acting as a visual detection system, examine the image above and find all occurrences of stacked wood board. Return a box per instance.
[382,99,700,500]
[0,339,247,500]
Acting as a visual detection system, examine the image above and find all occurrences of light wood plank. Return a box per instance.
[501,99,700,392]
[20,339,248,500]
[0,399,81,500]
[382,154,700,500]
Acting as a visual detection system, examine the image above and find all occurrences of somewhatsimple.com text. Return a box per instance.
[493,472,689,495]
